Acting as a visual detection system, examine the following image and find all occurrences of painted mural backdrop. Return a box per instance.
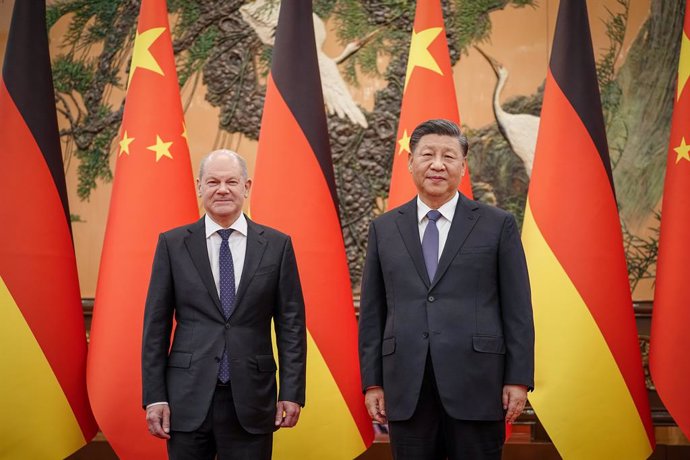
[12,0,683,298]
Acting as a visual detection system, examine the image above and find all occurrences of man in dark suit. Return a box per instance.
[142,150,306,460]
[359,119,534,460]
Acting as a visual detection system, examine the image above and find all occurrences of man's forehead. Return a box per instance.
[417,135,460,149]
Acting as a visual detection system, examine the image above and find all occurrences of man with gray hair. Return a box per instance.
[142,150,307,459]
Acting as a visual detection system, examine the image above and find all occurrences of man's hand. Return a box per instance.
[275,401,301,428]
[146,404,171,439]
[364,387,387,424]
[503,384,528,424]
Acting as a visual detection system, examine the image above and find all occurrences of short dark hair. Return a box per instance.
[409,119,468,157]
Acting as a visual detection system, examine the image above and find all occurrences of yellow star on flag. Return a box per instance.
[181,122,188,140]
[127,27,166,88]
[147,135,173,161]
[398,129,411,155]
[677,31,690,100]
[674,137,690,164]
[119,131,134,156]
[404,27,443,92]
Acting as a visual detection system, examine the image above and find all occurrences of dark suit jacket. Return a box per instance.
[142,215,306,434]
[358,196,534,422]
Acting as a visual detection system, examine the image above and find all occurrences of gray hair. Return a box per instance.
[198,149,248,180]
[409,119,469,157]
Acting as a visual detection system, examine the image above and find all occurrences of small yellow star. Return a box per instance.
[147,135,173,161]
[127,27,166,88]
[118,131,134,156]
[404,27,443,92]
[398,129,411,155]
[181,122,188,140]
[677,31,689,100]
[674,137,690,164]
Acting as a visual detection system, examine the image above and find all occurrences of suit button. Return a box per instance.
[214,357,220,362]
[428,295,435,302]
[422,332,429,339]
[225,323,230,329]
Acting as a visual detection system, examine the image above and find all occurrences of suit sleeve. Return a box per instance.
[273,236,307,405]
[498,214,535,389]
[141,233,175,407]
[358,221,387,391]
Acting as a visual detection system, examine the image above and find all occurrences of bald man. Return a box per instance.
[142,150,307,460]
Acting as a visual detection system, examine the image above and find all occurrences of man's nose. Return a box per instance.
[217,182,230,193]
[430,155,445,169]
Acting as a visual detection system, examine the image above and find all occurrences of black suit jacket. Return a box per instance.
[358,196,534,421]
[142,215,306,434]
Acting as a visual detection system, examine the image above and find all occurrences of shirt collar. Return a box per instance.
[205,213,248,238]
[417,192,459,224]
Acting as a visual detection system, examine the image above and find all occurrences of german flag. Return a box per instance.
[0,0,97,457]
[650,3,690,439]
[387,0,472,210]
[521,0,654,458]
[250,1,374,458]
[86,0,198,457]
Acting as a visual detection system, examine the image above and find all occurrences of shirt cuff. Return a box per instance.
[146,401,169,409]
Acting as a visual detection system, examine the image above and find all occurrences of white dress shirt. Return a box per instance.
[205,213,247,294]
[416,192,459,261]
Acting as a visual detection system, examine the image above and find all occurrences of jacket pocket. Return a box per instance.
[167,351,193,368]
[381,337,396,356]
[472,336,505,354]
[461,245,493,254]
[256,354,277,372]
[254,264,279,276]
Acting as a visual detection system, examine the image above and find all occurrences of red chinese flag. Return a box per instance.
[251,1,373,458]
[522,0,653,457]
[86,0,199,457]
[0,1,97,457]
[650,4,690,438]
[387,0,472,210]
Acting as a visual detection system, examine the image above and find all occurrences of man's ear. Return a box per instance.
[244,178,253,197]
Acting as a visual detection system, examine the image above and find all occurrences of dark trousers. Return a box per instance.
[167,382,272,460]
[388,356,505,460]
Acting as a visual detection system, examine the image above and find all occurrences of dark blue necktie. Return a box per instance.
[217,228,235,383]
[422,210,442,281]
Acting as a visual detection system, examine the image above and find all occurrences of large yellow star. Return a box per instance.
[674,137,690,164]
[404,27,443,92]
[398,129,411,155]
[127,27,166,88]
[677,31,690,100]
[118,131,134,156]
[147,135,173,161]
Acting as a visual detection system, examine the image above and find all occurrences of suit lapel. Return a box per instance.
[184,217,222,314]
[430,195,480,290]
[395,199,431,287]
[235,217,267,308]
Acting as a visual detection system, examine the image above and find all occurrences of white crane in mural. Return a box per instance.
[240,0,370,128]
[475,46,540,177]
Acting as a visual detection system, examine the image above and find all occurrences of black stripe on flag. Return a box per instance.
[270,0,338,208]
[3,0,71,227]
[549,0,615,192]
